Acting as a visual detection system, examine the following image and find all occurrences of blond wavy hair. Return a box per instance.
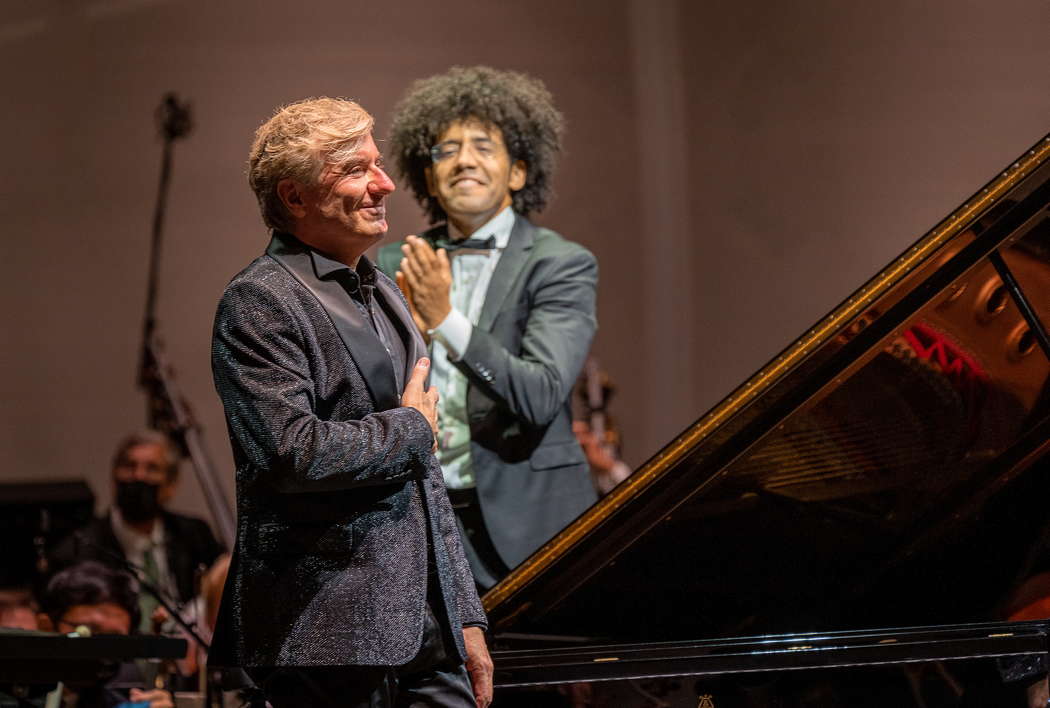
[248,97,375,232]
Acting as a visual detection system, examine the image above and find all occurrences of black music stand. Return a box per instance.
[0,629,186,706]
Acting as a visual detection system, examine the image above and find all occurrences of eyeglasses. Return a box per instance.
[429,138,500,163]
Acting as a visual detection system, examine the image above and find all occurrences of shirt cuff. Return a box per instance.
[429,308,473,361]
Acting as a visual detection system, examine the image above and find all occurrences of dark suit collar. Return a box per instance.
[87,514,124,558]
[265,231,402,410]
[477,213,535,331]
[309,247,378,293]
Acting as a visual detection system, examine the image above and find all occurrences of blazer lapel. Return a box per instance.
[477,215,535,332]
[266,233,399,410]
[374,273,427,385]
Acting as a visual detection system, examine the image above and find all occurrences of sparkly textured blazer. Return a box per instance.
[209,232,486,668]
[378,214,600,570]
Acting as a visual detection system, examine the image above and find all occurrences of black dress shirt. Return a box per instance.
[310,249,408,393]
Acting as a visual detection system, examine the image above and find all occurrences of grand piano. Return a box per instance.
[485,133,1050,706]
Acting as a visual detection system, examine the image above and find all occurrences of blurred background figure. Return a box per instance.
[0,588,39,631]
[37,561,174,708]
[39,561,140,636]
[49,431,226,635]
[572,420,632,497]
[573,356,632,496]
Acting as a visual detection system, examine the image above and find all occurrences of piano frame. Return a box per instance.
[493,620,1049,687]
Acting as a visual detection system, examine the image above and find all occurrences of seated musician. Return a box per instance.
[572,358,632,495]
[0,587,38,630]
[38,561,173,708]
[50,431,226,634]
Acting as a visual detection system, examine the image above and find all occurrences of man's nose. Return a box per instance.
[453,144,479,168]
[370,167,395,196]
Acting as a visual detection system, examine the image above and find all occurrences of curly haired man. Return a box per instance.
[378,66,599,589]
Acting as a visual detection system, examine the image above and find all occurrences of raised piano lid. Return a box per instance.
[485,133,1050,643]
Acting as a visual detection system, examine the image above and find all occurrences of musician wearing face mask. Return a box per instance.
[50,431,226,633]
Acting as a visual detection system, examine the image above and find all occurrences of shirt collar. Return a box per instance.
[110,507,165,553]
[447,206,515,249]
[308,247,378,294]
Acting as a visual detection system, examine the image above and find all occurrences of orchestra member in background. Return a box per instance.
[380,66,599,589]
[50,431,225,634]
[0,588,38,630]
[573,357,632,496]
[38,561,174,708]
[209,97,490,707]
[573,420,632,496]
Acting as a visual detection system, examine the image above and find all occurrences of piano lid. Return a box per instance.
[484,133,1050,642]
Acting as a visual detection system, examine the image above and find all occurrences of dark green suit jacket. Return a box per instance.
[378,213,599,570]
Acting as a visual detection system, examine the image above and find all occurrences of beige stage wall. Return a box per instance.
[1,0,1047,529]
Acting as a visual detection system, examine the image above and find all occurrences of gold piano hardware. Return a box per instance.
[879,639,898,644]
[988,633,1014,638]
[787,645,814,651]
[698,696,715,708]
[592,656,619,663]
[482,134,1050,612]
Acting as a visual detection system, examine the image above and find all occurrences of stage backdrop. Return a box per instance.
[1,0,1046,542]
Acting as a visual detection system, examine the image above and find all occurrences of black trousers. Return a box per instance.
[246,604,475,708]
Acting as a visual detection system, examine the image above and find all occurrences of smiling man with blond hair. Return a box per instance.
[209,97,491,708]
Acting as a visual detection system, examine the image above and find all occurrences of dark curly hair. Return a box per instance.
[388,65,565,224]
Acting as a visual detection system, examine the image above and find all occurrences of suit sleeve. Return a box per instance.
[427,459,488,629]
[212,278,434,494]
[455,245,598,428]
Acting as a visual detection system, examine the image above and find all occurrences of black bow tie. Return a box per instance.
[432,235,497,253]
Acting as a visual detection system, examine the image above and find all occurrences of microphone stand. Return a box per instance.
[137,93,236,550]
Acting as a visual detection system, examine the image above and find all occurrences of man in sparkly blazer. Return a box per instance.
[209,98,491,708]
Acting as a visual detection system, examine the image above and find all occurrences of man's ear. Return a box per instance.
[424,166,437,197]
[509,160,527,192]
[277,179,309,219]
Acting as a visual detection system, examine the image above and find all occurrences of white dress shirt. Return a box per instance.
[428,206,515,489]
[109,507,177,599]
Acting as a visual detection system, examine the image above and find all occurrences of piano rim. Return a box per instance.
[491,619,1050,687]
